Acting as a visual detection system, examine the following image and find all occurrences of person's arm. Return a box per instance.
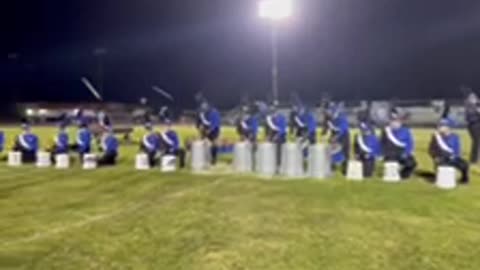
[453,134,461,158]
[428,134,437,159]
[404,129,414,156]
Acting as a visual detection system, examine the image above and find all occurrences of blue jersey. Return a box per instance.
[19,132,39,152]
[239,115,259,140]
[266,114,287,136]
[383,126,414,156]
[76,128,92,153]
[160,130,180,154]
[355,122,381,158]
[0,131,4,152]
[331,144,346,165]
[433,132,461,157]
[54,132,69,153]
[302,112,317,135]
[101,134,119,155]
[142,132,160,153]
[199,109,221,130]
[355,134,381,158]
[328,113,349,139]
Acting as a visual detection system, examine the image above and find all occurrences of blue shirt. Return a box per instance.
[160,130,180,154]
[101,134,119,154]
[266,113,287,137]
[302,112,317,135]
[385,126,414,156]
[55,131,69,153]
[328,113,349,138]
[240,115,259,139]
[142,132,160,153]
[19,132,39,152]
[357,133,381,158]
[77,128,92,152]
[0,132,4,152]
[199,108,221,130]
[435,132,461,157]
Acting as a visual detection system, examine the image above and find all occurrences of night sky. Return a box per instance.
[2,0,480,109]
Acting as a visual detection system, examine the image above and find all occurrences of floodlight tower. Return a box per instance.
[258,0,292,104]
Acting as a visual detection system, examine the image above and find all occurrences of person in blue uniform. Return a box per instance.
[52,123,69,154]
[98,127,119,166]
[323,103,350,174]
[159,120,186,168]
[464,91,480,163]
[236,105,259,143]
[48,123,70,163]
[140,122,160,167]
[380,109,417,179]
[13,123,39,163]
[197,102,221,165]
[354,121,381,178]
[265,104,287,170]
[295,106,317,156]
[76,123,92,160]
[428,118,469,184]
[0,131,4,153]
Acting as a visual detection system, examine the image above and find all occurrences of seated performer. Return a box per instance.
[428,117,469,184]
[265,104,287,170]
[197,101,221,165]
[13,123,39,163]
[51,123,69,155]
[323,103,350,174]
[236,105,259,143]
[0,130,4,153]
[354,121,381,178]
[76,123,92,160]
[98,127,119,166]
[294,106,317,156]
[159,120,186,168]
[380,109,417,179]
[140,122,160,167]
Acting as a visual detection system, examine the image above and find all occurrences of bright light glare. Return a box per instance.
[259,0,292,20]
[38,109,48,115]
[26,109,35,116]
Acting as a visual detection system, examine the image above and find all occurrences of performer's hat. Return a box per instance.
[144,122,153,130]
[390,107,401,121]
[438,118,455,128]
[359,121,374,133]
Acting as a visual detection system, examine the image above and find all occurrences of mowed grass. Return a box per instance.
[0,126,479,270]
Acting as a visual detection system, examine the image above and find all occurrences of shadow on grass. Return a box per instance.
[415,169,436,184]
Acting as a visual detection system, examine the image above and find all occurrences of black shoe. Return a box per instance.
[459,180,469,185]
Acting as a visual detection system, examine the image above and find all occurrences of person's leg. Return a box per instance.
[174,149,186,168]
[23,151,36,163]
[450,157,470,184]
[399,156,417,179]
[468,125,480,163]
[147,151,157,167]
[363,157,375,178]
[209,129,220,165]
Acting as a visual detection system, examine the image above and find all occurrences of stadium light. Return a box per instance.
[258,0,292,104]
[26,109,35,116]
[259,0,292,20]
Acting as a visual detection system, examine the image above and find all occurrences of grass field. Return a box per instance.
[0,126,479,270]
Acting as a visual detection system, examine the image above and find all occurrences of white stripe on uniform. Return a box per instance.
[385,127,406,148]
[434,132,454,154]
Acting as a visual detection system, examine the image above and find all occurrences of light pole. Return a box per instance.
[259,0,292,104]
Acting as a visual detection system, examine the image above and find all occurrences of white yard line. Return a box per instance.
[0,177,227,248]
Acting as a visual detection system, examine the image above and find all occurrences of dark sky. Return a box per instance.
[2,0,480,109]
